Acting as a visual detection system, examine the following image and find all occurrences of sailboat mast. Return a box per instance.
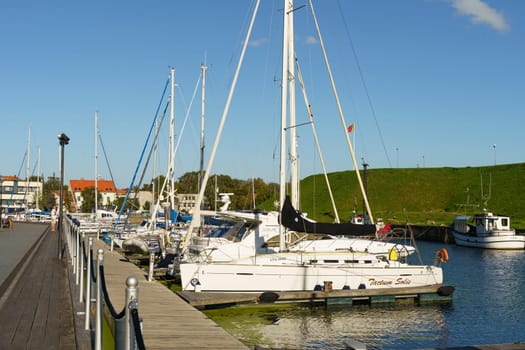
[152,119,159,220]
[288,0,299,209]
[279,0,291,252]
[95,111,98,219]
[199,63,207,193]
[36,147,40,211]
[26,127,30,211]
[169,67,176,210]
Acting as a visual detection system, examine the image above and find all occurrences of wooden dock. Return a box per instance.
[0,223,87,349]
[177,284,454,309]
[91,239,249,349]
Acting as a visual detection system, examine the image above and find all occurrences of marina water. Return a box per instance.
[204,241,525,349]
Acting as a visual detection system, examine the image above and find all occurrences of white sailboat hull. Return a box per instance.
[180,260,443,292]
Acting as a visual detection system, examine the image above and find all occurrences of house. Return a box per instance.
[69,178,118,212]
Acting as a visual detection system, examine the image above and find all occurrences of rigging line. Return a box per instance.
[117,77,170,225]
[149,72,202,228]
[336,0,392,168]
[138,101,171,229]
[173,72,202,176]
[336,2,420,243]
[97,134,119,201]
[284,121,313,130]
[308,0,375,224]
[295,57,340,223]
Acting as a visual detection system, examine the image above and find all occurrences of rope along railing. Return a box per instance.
[65,215,146,350]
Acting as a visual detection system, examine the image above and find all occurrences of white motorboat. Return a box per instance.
[451,212,525,249]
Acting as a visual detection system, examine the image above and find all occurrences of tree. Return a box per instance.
[42,176,60,210]
[80,187,102,213]
[113,196,140,213]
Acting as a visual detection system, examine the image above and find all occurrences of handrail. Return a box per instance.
[65,216,146,350]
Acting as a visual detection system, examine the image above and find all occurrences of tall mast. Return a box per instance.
[152,119,159,219]
[26,127,30,210]
[279,0,291,251]
[168,67,176,210]
[199,63,208,193]
[94,111,98,219]
[36,147,40,210]
[288,0,299,209]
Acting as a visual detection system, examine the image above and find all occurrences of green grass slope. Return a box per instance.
[298,163,525,228]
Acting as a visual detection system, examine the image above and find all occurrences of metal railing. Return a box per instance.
[64,215,146,350]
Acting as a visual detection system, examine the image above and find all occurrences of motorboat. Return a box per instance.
[451,211,525,249]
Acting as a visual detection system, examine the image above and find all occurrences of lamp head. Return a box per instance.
[57,133,70,145]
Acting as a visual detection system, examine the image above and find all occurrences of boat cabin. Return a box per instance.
[473,212,511,234]
[453,213,512,235]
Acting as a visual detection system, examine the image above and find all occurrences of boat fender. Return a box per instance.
[437,285,455,296]
[435,248,449,264]
[388,248,398,261]
[259,291,280,303]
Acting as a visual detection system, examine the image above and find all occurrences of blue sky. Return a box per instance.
[1,0,523,189]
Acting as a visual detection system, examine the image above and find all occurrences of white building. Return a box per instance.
[69,178,119,212]
[0,176,43,213]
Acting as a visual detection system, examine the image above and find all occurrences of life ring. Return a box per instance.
[436,248,449,264]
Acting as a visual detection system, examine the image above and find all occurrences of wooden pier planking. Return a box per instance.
[92,239,248,349]
[177,284,453,309]
[0,224,78,350]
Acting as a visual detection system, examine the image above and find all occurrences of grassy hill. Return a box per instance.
[294,163,525,228]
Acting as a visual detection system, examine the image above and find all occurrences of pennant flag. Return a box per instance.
[347,123,354,133]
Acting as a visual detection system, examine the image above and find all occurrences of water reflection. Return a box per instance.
[206,299,451,349]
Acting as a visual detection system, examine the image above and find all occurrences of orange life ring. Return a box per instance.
[436,248,449,264]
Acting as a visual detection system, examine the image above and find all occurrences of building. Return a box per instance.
[0,175,43,213]
[175,193,199,213]
[69,178,119,212]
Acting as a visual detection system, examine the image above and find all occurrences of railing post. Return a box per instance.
[125,276,138,350]
[148,252,155,282]
[84,237,93,330]
[79,231,85,303]
[69,220,74,262]
[75,226,80,285]
[95,248,104,350]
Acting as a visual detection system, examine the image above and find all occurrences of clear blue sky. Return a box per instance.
[1,0,523,189]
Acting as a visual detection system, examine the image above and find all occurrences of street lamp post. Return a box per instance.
[0,176,3,231]
[58,133,69,259]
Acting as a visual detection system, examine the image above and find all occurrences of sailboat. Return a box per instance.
[179,0,444,293]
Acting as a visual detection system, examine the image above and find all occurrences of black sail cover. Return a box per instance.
[280,196,377,236]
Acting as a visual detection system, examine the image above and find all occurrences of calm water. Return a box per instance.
[204,241,525,349]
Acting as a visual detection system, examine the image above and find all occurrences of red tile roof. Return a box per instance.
[69,179,117,193]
